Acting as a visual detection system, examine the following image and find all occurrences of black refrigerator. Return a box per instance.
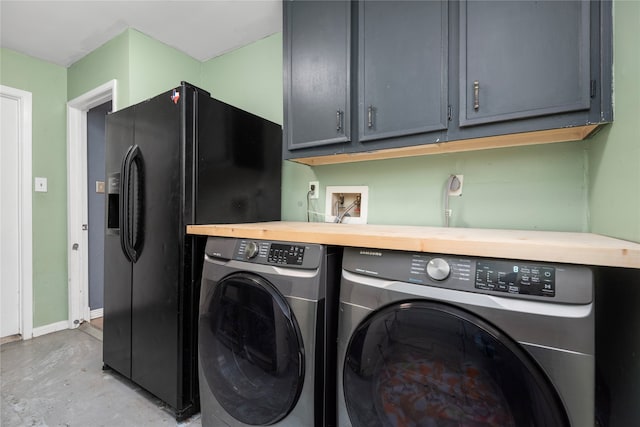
[103,82,281,420]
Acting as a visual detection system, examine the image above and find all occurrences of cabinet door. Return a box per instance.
[284,0,351,151]
[459,0,590,127]
[359,0,448,142]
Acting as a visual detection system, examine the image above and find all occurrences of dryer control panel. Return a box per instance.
[475,260,555,297]
[342,247,592,304]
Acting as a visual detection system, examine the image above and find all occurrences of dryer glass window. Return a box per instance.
[343,301,569,427]
[199,273,305,425]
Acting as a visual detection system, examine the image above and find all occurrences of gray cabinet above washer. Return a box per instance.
[458,0,591,128]
[283,0,612,165]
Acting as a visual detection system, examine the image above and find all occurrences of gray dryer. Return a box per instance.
[337,247,594,427]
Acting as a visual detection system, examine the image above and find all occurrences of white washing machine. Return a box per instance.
[337,247,594,427]
[198,237,341,427]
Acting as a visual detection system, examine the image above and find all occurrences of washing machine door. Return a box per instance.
[200,272,305,425]
[343,301,569,427]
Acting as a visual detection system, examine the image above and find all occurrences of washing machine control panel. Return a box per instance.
[475,261,555,297]
[223,239,323,269]
[267,243,305,265]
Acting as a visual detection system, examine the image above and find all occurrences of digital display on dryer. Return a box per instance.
[268,243,305,265]
[475,261,555,297]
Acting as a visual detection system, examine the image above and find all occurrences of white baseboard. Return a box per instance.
[32,320,69,338]
[90,308,103,319]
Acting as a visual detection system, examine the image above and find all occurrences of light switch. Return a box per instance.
[35,177,48,192]
[96,181,105,193]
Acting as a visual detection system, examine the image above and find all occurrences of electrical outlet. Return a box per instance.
[308,181,319,199]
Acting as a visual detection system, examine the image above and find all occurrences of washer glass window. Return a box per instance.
[200,273,304,425]
[343,301,569,427]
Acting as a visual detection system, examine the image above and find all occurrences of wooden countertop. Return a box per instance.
[187,221,640,269]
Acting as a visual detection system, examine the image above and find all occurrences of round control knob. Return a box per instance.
[245,242,259,259]
[427,258,451,281]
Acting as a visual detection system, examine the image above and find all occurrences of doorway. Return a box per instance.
[67,80,116,328]
[87,101,111,329]
[0,85,33,342]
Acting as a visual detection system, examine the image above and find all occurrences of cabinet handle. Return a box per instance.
[367,105,374,128]
[473,80,480,111]
[336,110,343,132]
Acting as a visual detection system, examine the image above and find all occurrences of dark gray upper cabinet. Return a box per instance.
[358,0,448,142]
[459,0,591,127]
[284,0,352,152]
[283,0,612,164]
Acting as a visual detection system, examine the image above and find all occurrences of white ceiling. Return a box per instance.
[0,0,282,67]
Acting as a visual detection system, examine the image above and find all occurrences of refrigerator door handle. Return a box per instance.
[120,146,133,261]
[129,146,145,262]
[120,145,142,262]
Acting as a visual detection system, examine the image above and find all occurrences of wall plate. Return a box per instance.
[325,185,368,224]
[308,181,319,199]
[34,177,47,192]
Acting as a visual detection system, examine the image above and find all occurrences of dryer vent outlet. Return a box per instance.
[448,175,463,197]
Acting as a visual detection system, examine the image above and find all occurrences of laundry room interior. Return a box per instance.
[1,1,639,427]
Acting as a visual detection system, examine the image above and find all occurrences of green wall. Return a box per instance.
[67,31,130,107]
[128,30,201,106]
[68,29,201,109]
[311,143,589,230]
[589,1,640,243]
[1,48,69,327]
[201,34,283,125]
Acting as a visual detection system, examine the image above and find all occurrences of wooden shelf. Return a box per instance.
[187,221,640,269]
[289,124,600,166]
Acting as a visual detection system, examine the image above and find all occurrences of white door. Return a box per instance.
[1,94,21,337]
[1,84,32,341]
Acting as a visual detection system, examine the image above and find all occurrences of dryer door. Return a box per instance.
[343,301,569,427]
[199,272,305,425]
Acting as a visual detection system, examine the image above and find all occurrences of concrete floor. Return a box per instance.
[1,325,201,427]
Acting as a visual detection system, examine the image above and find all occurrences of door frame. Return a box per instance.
[0,85,33,340]
[67,80,117,328]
